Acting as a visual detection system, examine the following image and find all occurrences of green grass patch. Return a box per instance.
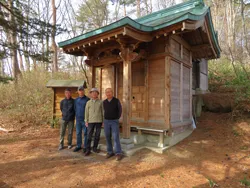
[232,129,240,137]
[207,178,218,187]
[240,145,249,150]
[240,177,250,187]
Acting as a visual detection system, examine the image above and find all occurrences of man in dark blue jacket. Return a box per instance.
[73,86,90,152]
[59,88,75,150]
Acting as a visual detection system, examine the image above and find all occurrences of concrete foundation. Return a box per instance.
[120,138,135,150]
[98,127,195,155]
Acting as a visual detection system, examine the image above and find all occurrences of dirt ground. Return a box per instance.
[0,112,250,188]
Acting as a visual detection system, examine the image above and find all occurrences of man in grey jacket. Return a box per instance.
[84,88,104,156]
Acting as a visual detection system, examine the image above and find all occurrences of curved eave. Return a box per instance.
[206,8,221,58]
[58,17,153,48]
[58,1,220,59]
[58,6,210,48]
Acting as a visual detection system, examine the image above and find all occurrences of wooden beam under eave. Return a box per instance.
[153,22,183,38]
[123,27,153,42]
[171,34,191,50]
[94,43,121,58]
[182,22,186,31]
[93,56,122,67]
[204,18,217,58]
[62,27,125,51]
[191,43,211,52]
[183,19,205,31]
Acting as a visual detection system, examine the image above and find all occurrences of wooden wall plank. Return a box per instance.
[190,52,193,119]
[165,57,171,129]
[182,65,191,120]
[183,47,190,63]
[131,85,145,120]
[132,61,145,86]
[52,88,55,120]
[200,73,208,90]
[150,37,166,54]
[200,59,208,74]
[101,65,115,100]
[199,58,208,90]
[148,58,165,124]
[170,60,180,122]
[180,63,183,121]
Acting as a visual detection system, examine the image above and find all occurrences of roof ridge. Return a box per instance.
[135,0,204,23]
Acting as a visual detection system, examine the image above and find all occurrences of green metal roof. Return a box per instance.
[58,0,220,56]
[46,79,87,88]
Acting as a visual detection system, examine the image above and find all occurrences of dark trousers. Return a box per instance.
[59,120,74,146]
[86,123,102,151]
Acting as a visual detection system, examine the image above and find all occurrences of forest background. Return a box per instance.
[0,0,250,125]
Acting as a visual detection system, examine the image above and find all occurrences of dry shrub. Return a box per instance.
[208,59,250,116]
[0,69,75,126]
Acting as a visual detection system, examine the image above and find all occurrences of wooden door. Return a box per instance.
[131,61,145,120]
[101,65,115,100]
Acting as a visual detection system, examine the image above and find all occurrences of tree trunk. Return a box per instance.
[137,0,141,18]
[123,3,126,16]
[32,58,37,70]
[0,61,4,76]
[240,0,250,59]
[228,46,238,77]
[18,50,24,71]
[24,0,30,72]
[114,0,120,21]
[6,59,12,77]
[8,0,21,79]
[149,0,152,13]
[51,0,58,73]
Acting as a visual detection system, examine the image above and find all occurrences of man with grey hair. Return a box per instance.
[103,88,123,161]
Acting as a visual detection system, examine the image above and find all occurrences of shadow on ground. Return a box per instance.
[0,112,250,187]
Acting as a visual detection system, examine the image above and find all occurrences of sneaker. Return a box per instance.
[83,148,87,153]
[58,145,63,150]
[106,153,115,159]
[73,147,81,152]
[68,145,73,149]
[85,151,91,156]
[93,148,100,153]
[116,154,123,161]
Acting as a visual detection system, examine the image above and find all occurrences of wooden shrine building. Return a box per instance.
[58,0,220,151]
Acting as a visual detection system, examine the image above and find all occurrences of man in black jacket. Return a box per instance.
[103,88,123,161]
[58,88,75,150]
